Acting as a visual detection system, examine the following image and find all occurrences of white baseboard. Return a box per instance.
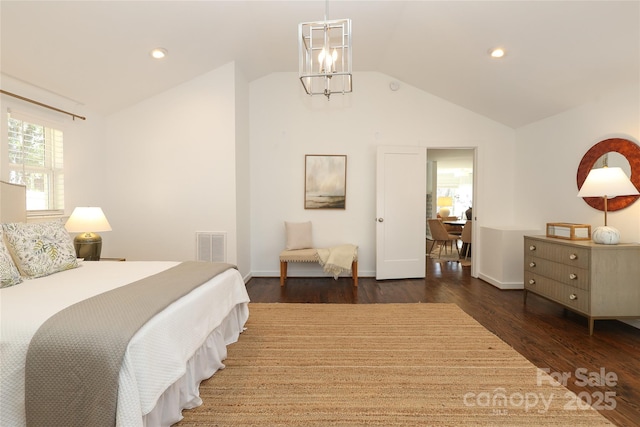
[478,273,524,290]
[622,319,640,329]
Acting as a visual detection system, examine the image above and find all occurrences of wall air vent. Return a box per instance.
[196,232,227,263]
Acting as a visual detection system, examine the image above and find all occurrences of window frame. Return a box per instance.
[6,110,65,216]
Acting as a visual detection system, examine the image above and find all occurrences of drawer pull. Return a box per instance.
[569,273,577,280]
[569,294,578,300]
[569,253,578,260]
[529,245,536,251]
[529,262,536,268]
[528,279,536,285]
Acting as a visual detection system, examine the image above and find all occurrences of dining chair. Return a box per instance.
[427,219,460,258]
[442,217,463,235]
[460,221,472,259]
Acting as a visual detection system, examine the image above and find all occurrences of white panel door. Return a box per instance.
[375,146,426,280]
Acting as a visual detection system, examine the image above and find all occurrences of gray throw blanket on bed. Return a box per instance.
[25,261,234,427]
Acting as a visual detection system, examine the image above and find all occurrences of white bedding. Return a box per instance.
[0,261,250,427]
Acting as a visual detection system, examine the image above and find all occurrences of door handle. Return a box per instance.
[377,218,384,222]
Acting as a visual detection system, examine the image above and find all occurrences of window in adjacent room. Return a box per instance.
[436,168,473,219]
[7,111,64,214]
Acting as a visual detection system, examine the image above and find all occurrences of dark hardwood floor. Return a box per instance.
[246,257,640,427]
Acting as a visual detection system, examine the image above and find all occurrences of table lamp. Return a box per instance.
[437,196,453,218]
[577,166,639,244]
[65,207,112,260]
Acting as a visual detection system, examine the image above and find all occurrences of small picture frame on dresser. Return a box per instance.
[546,223,591,240]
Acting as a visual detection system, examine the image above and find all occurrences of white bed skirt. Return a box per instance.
[1,262,250,427]
[142,303,248,427]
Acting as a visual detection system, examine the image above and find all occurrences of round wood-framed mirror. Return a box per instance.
[577,138,640,211]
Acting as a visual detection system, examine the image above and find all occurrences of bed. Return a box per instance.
[0,182,250,426]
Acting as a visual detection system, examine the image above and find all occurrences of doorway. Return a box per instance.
[375,146,477,280]
[427,148,475,270]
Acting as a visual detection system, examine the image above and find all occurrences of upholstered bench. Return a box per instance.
[279,248,358,287]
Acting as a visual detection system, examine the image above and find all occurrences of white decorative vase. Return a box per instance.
[592,226,620,245]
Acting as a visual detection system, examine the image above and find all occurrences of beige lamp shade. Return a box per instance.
[577,167,639,199]
[65,207,112,260]
[577,167,639,244]
[437,196,453,207]
[65,207,112,232]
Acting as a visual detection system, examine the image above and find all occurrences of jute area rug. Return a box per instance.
[176,303,612,426]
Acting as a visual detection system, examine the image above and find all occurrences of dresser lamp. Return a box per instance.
[65,207,112,260]
[577,166,639,244]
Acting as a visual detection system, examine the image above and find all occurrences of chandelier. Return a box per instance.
[298,1,352,100]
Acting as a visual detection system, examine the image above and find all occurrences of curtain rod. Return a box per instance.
[0,89,86,121]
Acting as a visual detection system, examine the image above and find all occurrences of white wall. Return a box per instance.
[514,83,640,243]
[102,63,244,274]
[6,69,637,284]
[249,72,515,277]
[0,74,107,215]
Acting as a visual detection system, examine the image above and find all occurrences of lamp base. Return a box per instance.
[592,226,620,245]
[74,232,103,260]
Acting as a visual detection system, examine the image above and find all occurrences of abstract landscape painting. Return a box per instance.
[305,155,346,209]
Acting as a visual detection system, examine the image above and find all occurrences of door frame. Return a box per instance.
[426,146,478,278]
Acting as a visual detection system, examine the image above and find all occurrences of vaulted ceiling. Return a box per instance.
[1,1,638,128]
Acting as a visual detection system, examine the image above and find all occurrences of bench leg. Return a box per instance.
[352,260,358,287]
[280,261,287,287]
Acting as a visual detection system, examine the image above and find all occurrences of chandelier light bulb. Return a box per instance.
[318,49,326,72]
[325,54,333,67]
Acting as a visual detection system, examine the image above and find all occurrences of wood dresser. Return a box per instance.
[523,235,640,335]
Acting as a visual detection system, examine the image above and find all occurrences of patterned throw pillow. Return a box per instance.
[0,229,22,288]
[2,221,78,279]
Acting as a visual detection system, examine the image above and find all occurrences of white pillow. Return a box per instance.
[2,221,79,279]
[0,229,22,288]
[285,221,313,250]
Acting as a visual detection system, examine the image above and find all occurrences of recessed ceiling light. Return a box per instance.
[150,48,168,59]
[489,47,505,58]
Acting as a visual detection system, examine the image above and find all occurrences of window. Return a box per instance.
[436,168,473,219]
[7,111,64,213]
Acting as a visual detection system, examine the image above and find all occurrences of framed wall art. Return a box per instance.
[305,155,347,209]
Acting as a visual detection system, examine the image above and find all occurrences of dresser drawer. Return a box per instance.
[524,256,589,290]
[524,272,590,314]
[525,238,589,269]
